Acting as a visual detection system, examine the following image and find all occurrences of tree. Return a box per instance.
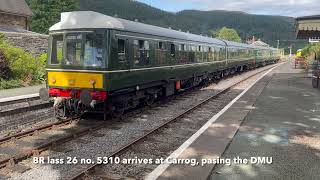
[215,27,242,42]
[27,0,79,34]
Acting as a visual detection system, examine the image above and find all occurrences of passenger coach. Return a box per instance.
[40,11,280,119]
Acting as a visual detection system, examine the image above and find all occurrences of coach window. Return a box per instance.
[84,33,104,67]
[196,45,203,62]
[208,47,214,61]
[220,47,226,60]
[203,46,208,62]
[50,34,63,65]
[170,44,176,57]
[66,33,82,66]
[117,39,126,63]
[156,41,166,65]
[134,40,150,66]
[159,42,166,50]
[181,44,186,51]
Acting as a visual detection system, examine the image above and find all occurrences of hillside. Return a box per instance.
[78,0,303,49]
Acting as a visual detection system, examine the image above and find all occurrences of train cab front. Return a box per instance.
[39,30,108,119]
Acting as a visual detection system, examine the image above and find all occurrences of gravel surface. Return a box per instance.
[96,91,239,179]
[0,106,56,138]
[6,65,276,180]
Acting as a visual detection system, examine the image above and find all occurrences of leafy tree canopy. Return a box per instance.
[216,27,242,42]
[26,0,79,34]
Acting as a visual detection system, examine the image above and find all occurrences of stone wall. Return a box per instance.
[0,13,27,30]
[3,32,49,57]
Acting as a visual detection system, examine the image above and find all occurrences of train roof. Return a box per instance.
[49,11,275,50]
[224,40,255,49]
[50,11,225,46]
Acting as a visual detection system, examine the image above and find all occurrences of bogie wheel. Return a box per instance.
[145,94,156,106]
[54,106,68,120]
[112,108,125,119]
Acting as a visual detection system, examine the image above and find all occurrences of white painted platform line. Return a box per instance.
[145,63,283,180]
[0,93,39,103]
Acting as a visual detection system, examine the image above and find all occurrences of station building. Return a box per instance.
[0,0,32,31]
[296,15,320,88]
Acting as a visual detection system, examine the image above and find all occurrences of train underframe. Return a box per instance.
[46,60,278,120]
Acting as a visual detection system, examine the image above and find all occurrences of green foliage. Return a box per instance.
[301,43,320,60]
[0,33,46,89]
[0,33,5,44]
[0,33,11,80]
[1,44,37,81]
[26,0,79,34]
[215,27,242,42]
[35,53,48,82]
[0,79,21,90]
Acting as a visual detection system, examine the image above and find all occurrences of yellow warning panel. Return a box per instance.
[48,71,103,89]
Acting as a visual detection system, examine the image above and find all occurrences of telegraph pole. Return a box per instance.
[277,40,280,49]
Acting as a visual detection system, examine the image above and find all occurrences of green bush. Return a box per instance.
[0,78,21,90]
[301,43,320,60]
[0,32,47,88]
[34,53,47,82]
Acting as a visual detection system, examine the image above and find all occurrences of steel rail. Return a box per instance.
[0,118,77,145]
[0,117,107,169]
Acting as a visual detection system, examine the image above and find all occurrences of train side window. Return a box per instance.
[159,42,163,49]
[170,44,175,57]
[191,45,196,52]
[180,44,185,51]
[134,39,150,66]
[156,41,166,65]
[84,33,103,67]
[66,33,82,66]
[208,47,214,61]
[118,39,126,62]
[139,40,144,49]
[50,34,63,65]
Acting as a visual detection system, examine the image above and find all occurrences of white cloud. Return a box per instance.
[171,0,320,17]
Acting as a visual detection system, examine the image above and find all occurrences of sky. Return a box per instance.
[135,0,319,17]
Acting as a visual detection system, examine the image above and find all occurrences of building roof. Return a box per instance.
[296,15,320,21]
[0,0,32,17]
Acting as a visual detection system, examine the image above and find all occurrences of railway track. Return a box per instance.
[0,95,51,117]
[0,94,53,135]
[0,117,107,169]
[2,63,278,179]
[69,64,278,180]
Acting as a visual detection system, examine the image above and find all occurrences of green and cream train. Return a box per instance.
[40,11,280,119]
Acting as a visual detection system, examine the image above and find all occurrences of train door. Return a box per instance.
[115,35,130,70]
[169,43,176,64]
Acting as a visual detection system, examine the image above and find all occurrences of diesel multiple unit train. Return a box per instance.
[40,11,280,119]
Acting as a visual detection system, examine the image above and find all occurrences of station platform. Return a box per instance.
[0,84,44,100]
[147,61,320,180]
